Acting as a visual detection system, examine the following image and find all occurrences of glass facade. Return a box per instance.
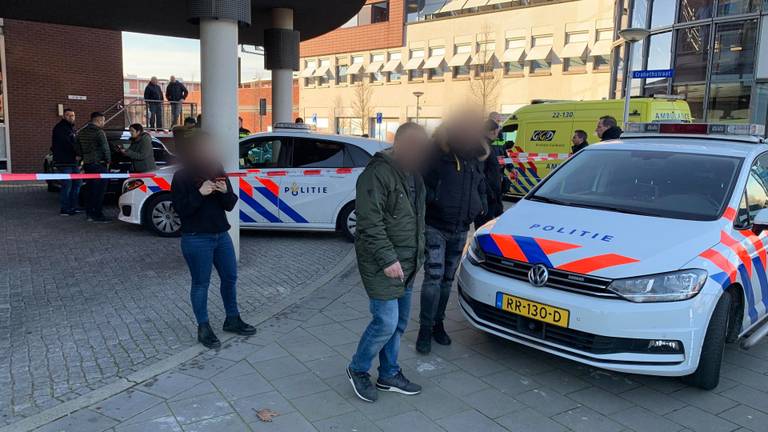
[626,0,766,123]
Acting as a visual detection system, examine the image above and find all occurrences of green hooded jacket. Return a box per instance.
[355,150,426,300]
[125,132,157,173]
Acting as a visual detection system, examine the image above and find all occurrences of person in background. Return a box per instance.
[144,76,164,129]
[347,122,431,403]
[184,116,197,128]
[51,108,81,216]
[119,123,157,172]
[475,119,506,228]
[196,114,203,128]
[165,75,189,126]
[238,117,251,137]
[417,113,487,355]
[571,130,589,154]
[172,117,198,154]
[171,132,256,349]
[75,112,111,223]
[295,117,304,124]
[595,115,622,141]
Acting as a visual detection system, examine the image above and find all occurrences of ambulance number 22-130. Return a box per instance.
[551,111,574,119]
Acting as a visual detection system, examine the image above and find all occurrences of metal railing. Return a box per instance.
[76,99,198,132]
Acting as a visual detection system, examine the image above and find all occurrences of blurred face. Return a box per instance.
[150,77,158,85]
[170,76,175,82]
[447,115,484,153]
[595,120,608,138]
[63,111,75,124]
[186,136,219,166]
[129,127,140,138]
[571,133,583,146]
[394,127,431,172]
[486,127,499,141]
[92,116,105,128]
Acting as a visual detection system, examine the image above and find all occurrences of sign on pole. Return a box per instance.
[259,98,267,116]
[376,112,383,124]
[311,113,317,124]
[632,69,674,79]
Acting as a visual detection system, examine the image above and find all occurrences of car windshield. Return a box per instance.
[528,149,743,221]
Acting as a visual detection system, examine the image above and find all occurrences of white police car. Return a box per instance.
[460,122,768,389]
[117,124,389,238]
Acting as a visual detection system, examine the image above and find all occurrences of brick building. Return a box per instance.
[0,19,123,173]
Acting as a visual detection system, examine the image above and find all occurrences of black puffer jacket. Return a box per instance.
[423,141,488,233]
[601,126,623,141]
[51,119,78,165]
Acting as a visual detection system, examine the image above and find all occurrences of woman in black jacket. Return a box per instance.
[171,133,255,349]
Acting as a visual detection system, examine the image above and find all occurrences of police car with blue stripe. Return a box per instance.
[460,122,768,389]
[117,124,389,239]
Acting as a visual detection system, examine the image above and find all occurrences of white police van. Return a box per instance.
[117,124,389,239]
[459,122,768,389]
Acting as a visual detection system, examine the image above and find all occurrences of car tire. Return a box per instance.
[337,202,356,242]
[143,194,181,237]
[681,291,731,390]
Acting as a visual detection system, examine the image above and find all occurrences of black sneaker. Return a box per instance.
[347,367,378,403]
[60,210,72,216]
[198,323,221,349]
[416,326,432,354]
[376,370,422,395]
[432,321,452,346]
[222,315,257,336]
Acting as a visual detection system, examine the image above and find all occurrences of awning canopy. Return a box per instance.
[381,59,402,72]
[561,42,588,59]
[347,62,365,74]
[439,0,468,13]
[471,52,496,65]
[404,57,424,70]
[313,64,331,77]
[463,0,489,7]
[448,52,472,67]
[299,66,316,78]
[423,55,445,69]
[527,45,552,61]
[591,40,614,56]
[502,47,525,62]
[366,62,384,74]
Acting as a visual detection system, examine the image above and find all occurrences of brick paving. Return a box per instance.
[25,256,768,432]
[0,184,353,427]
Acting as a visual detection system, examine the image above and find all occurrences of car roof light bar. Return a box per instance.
[625,122,766,137]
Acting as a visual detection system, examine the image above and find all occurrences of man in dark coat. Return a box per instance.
[417,116,488,355]
[475,119,505,228]
[596,115,623,141]
[75,112,111,222]
[165,76,188,126]
[51,108,81,215]
[144,76,164,129]
[347,122,431,403]
[571,129,589,153]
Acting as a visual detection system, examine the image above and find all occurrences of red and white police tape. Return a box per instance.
[0,153,572,181]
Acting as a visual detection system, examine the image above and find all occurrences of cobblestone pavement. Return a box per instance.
[0,184,353,427]
[26,252,768,432]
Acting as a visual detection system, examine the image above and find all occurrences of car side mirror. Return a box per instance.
[752,208,768,234]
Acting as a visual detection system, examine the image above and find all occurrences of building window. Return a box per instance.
[452,44,472,79]
[336,64,348,85]
[426,47,447,79]
[528,35,553,74]
[673,83,706,120]
[407,49,425,81]
[707,82,751,122]
[337,117,364,136]
[562,32,588,72]
[650,0,675,27]
[678,0,714,23]
[503,38,525,76]
[474,41,496,76]
[632,0,650,27]
[370,53,386,83]
[711,20,758,82]
[316,59,331,86]
[341,1,389,28]
[302,59,317,87]
[674,25,711,82]
[717,0,761,16]
[349,56,364,84]
[386,52,403,82]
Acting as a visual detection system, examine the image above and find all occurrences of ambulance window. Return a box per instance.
[292,138,345,168]
[240,137,285,169]
[501,124,518,147]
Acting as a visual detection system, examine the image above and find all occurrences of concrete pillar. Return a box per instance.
[270,8,295,124]
[200,17,240,256]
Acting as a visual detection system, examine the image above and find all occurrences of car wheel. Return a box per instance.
[143,194,181,237]
[337,202,356,242]
[681,291,731,390]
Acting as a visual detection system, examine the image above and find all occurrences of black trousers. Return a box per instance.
[83,163,108,218]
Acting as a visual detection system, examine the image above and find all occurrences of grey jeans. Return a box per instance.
[419,225,468,328]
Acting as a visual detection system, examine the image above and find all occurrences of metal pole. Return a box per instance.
[200,17,240,258]
[623,41,633,127]
[415,95,421,124]
[271,8,294,124]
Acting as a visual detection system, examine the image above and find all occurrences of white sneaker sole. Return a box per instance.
[375,383,421,395]
[346,368,376,403]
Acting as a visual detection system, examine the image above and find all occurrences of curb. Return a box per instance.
[0,246,357,432]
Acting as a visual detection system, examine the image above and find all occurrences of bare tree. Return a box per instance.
[470,26,502,116]
[351,78,374,135]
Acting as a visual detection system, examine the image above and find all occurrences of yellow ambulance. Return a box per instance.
[500,98,692,195]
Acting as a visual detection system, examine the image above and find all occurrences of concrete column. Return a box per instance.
[271,8,294,124]
[200,17,240,256]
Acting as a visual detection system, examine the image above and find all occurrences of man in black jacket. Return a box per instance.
[51,108,81,215]
[596,115,623,141]
[165,76,188,126]
[475,119,505,228]
[417,117,488,354]
[144,76,164,129]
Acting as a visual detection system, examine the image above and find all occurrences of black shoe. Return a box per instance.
[222,315,257,336]
[60,210,72,216]
[376,370,422,395]
[347,367,378,402]
[88,215,112,223]
[416,326,432,354]
[197,323,221,349]
[432,321,452,346]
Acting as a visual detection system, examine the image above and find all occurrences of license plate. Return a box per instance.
[495,292,570,328]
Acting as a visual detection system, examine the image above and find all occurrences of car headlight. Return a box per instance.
[608,269,707,302]
[466,236,486,265]
[122,179,145,194]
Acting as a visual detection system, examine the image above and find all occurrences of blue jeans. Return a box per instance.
[57,165,81,212]
[180,232,239,325]
[349,285,413,379]
[420,225,467,328]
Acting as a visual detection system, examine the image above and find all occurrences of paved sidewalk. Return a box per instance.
[21,261,768,432]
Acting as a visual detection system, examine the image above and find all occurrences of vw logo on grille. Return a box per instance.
[528,264,549,287]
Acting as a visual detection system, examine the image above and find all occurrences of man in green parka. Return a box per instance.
[347,122,432,403]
